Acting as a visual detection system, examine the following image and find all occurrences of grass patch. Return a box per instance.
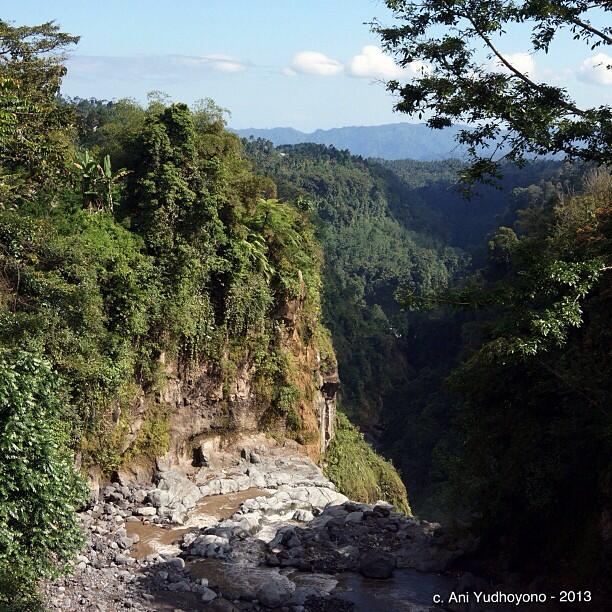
[324,412,411,515]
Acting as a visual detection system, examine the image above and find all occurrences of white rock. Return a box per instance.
[236,475,251,491]
[198,484,212,497]
[293,509,314,522]
[238,513,261,532]
[136,506,157,517]
[219,478,238,494]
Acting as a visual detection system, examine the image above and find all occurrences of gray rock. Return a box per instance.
[182,532,198,548]
[147,489,172,508]
[359,550,396,579]
[156,506,171,519]
[238,513,261,533]
[118,537,133,550]
[166,557,185,571]
[290,586,328,606]
[373,502,392,517]
[167,580,191,592]
[114,553,131,566]
[135,506,156,517]
[256,578,296,608]
[219,478,238,494]
[293,509,314,522]
[236,474,251,491]
[200,587,217,602]
[133,489,147,504]
[171,511,185,525]
[157,470,201,510]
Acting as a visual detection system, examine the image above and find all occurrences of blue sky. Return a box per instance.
[5,0,611,130]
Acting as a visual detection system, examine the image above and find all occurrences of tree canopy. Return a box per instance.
[375,1,612,183]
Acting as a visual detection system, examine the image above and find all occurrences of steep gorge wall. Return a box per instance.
[87,286,339,488]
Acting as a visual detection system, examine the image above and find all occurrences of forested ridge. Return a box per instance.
[243,138,611,589]
[1,7,612,609]
[234,123,469,160]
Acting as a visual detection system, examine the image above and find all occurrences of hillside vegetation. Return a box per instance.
[0,21,404,605]
[244,138,612,589]
[1,12,612,606]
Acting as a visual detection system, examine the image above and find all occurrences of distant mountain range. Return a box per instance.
[232,123,469,161]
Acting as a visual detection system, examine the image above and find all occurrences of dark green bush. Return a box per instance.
[0,349,88,605]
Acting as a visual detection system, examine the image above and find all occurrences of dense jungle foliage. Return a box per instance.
[243,140,572,506]
[443,167,612,584]
[243,139,611,589]
[0,21,339,603]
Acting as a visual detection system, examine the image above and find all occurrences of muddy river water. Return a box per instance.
[126,486,455,610]
[126,487,268,559]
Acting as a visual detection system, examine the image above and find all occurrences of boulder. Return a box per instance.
[200,587,217,602]
[219,478,238,494]
[294,509,314,522]
[135,506,157,517]
[147,489,172,508]
[133,489,147,504]
[157,470,201,509]
[166,556,185,571]
[358,550,396,579]
[345,511,364,523]
[256,577,296,608]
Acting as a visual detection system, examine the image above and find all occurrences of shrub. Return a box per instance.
[0,349,88,605]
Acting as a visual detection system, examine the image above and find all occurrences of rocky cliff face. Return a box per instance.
[97,278,339,486]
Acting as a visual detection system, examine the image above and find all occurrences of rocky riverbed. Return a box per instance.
[43,438,466,611]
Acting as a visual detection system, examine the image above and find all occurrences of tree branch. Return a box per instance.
[466,15,587,118]
[568,15,612,45]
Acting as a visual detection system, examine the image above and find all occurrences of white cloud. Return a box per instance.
[347,45,429,80]
[175,54,247,73]
[289,51,343,76]
[66,53,248,83]
[538,66,573,84]
[578,53,612,85]
[489,52,536,77]
[347,45,402,79]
